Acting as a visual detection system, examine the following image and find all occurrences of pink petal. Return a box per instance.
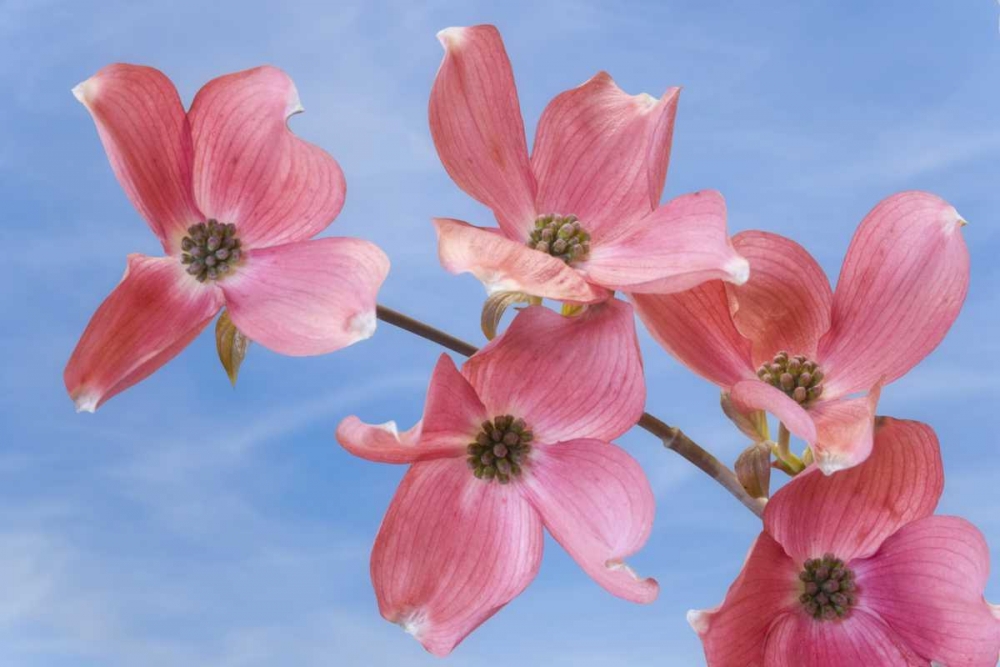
[688,532,800,667]
[336,355,486,463]
[521,438,657,603]
[371,458,544,657]
[854,516,1000,667]
[189,66,346,249]
[729,379,817,444]
[73,64,201,254]
[808,385,881,474]
[434,218,609,303]
[64,255,224,412]
[429,26,537,239]
[531,72,679,239]
[584,190,750,293]
[764,418,943,563]
[726,231,832,367]
[462,299,644,443]
[763,610,922,666]
[220,237,389,356]
[631,282,754,388]
[818,192,970,397]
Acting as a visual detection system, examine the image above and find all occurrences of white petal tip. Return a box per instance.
[375,420,401,439]
[686,609,709,634]
[436,27,466,48]
[71,80,90,104]
[815,451,850,476]
[72,391,99,413]
[395,609,427,639]
[348,310,378,341]
[726,256,751,285]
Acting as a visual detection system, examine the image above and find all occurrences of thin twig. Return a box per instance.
[376,304,766,518]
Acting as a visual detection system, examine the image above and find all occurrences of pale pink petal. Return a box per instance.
[854,516,1000,667]
[336,355,486,463]
[64,255,224,412]
[521,439,657,603]
[220,237,389,356]
[429,25,537,239]
[73,64,201,254]
[371,458,544,657]
[765,418,943,563]
[532,72,679,239]
[726,231,832,367]
[631,283,754,388]
[819,192,970,396]
[434,218,608,303]
[688,532,800,667]
[763,610,922,667]
[189,66,346,248]
[808,385,881,474]
[584,191,749,293]
[462,299,644,443]
[729,380,817,444]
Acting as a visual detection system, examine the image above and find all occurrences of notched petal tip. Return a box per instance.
[436,25,477,49]
[71,389,100,414]
[71,79,91,105]
[348,310,378,342]
[726,255,750,285]
[686,609,710,635]
[606,560,659,604]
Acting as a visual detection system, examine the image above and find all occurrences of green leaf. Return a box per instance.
[216,309,251,387]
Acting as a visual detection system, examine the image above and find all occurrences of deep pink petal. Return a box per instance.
[532,72,679,238]
[763,610,922,667]
[73,64,201,254]
[220,237,389,356]
[336,355,487,464]
[631,282,754,388]
[854,516,1000,667]
[808,386,881,474]
[429,25,537,239]
[727,231,832,367]
[819,192,970,396]
[462,299,644,443]
[64,255,224,412]
[765,418,943,563]
[189,66,346,248]
[688,532,800,667]
[729,380,817,444]
[434,218,609,303]
[585,190,749,293]
[371,458,543,657]
[521,439,658,603]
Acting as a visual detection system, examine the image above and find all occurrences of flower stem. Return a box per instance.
[375,304,766,518]
[772,423,805,474]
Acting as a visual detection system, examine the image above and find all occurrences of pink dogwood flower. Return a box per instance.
[690,417,1000,666]
[429,25,748,305]
[65,65,389,411]
[336,299,656,656]
[633,192,969,472]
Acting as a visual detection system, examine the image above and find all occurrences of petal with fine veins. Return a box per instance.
[729,379,817,444]
[221,237,389,356]
[521,438,658,603]
[763,610,922,667]
[189,66,346,248]
[764,418,943,564]
[434,218,609,303]
[429,25,537,239]
[818,192,970,397]
[585,190,749,293]
[336,355,487,463]
[371,458,543,657]
[73,64,202,254]
[808,385,880,474]
[64,255,224,412]
[532,72,679,239]
[463,299,644,444]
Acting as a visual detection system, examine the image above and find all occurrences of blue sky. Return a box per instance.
[1,0,999,664]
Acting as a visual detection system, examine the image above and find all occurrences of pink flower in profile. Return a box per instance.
[336,299,656,656]
[633,192,969,472]
[65,65,389,412]
[690,417,1000,666]
[429,25,748,305]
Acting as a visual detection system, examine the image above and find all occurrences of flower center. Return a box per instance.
[180,220,243,282]
[798,554,857,621]
[756,351,825,405]
[466,414,533,484]
[527,214,591,265]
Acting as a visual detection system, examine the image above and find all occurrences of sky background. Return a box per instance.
[1,0,999,664]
